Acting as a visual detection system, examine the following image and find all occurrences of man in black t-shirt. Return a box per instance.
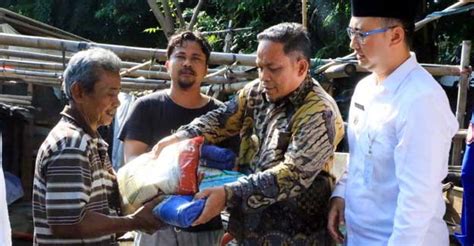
[118,31,225,246]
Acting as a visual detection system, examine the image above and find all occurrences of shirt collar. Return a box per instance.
[60,105,99,138]
[378,52,418,94]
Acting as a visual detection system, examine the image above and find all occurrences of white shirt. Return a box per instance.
[333,53,458,246]
[0,132,12,246]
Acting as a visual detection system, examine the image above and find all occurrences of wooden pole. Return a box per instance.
[302,0,308,28]
[451,40,472,166]
[455,40,472,125]
[223,20,233,53]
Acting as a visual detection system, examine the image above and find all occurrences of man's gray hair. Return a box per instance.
[63,47,121,100]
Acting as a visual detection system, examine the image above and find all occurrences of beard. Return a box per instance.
[177,79,195,90]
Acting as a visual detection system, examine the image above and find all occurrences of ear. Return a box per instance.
[165,60,170,70]
[390,26,404,47]
[297,58,309,77]
[70,82,85,103]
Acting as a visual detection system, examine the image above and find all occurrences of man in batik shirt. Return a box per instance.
[153,22,344,245]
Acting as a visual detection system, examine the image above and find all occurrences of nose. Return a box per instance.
[259,68,270,82]
[183,57,192,67]
[349,36,359,50]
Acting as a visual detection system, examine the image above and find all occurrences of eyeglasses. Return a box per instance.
[346,26,397,45]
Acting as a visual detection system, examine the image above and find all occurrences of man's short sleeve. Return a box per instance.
[44,147,91,225]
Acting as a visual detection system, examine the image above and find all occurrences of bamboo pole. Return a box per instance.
[455,41,472,125]
[0,57,258,83]
[0,59,253,84]
[0,48,69,64]
[0,95,31,106]
[0,71,171,91]
[323,63,357,79]
[302,0,308,28]
[0,66,251,89]
[415,0,471,31]
[324,60,462,78]
[0,33,259,65]
[0,50,256,78]
[451,40,472,166]
[120,60,153,76]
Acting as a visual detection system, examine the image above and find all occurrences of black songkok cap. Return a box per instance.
[351,0,419,23]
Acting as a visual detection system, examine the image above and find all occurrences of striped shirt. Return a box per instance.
[33,106,118,245]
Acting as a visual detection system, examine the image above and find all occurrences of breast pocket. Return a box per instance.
[268,129,291,151]
[362,121,395,187]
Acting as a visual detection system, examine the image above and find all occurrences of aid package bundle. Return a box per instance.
[117,136,203,214]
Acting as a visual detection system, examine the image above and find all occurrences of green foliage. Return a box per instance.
[2,0,472,65]
[3,0,165,48]
[425,0,474,64]
[308,0,351,59]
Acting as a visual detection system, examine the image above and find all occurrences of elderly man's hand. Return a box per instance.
[192,186,226,226]
[130,195,165,234]
[151,134,182,158]
[327,197,346,244]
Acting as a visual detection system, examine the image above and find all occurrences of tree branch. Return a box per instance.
[160,0,175,32]
[147,0,173,39]
[172,0,186,29]
[187,0,205,31]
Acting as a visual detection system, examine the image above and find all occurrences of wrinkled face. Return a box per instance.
[256,40,306,102]
[166,41,208,90]
[82,70,121,129]
[348,17,392,72]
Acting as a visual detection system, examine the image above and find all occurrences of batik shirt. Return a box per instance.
[177,76,344,245]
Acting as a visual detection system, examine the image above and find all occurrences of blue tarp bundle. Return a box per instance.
[200,145,236,170]
[153,167,244,228]
[153,195,206,228]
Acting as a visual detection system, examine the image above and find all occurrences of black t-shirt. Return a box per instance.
[118,90,224,232]
[118,90,222,146]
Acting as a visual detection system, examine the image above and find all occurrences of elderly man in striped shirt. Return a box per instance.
[32,48,162,245]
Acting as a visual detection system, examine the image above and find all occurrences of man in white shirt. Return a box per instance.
[327,0,459,245]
